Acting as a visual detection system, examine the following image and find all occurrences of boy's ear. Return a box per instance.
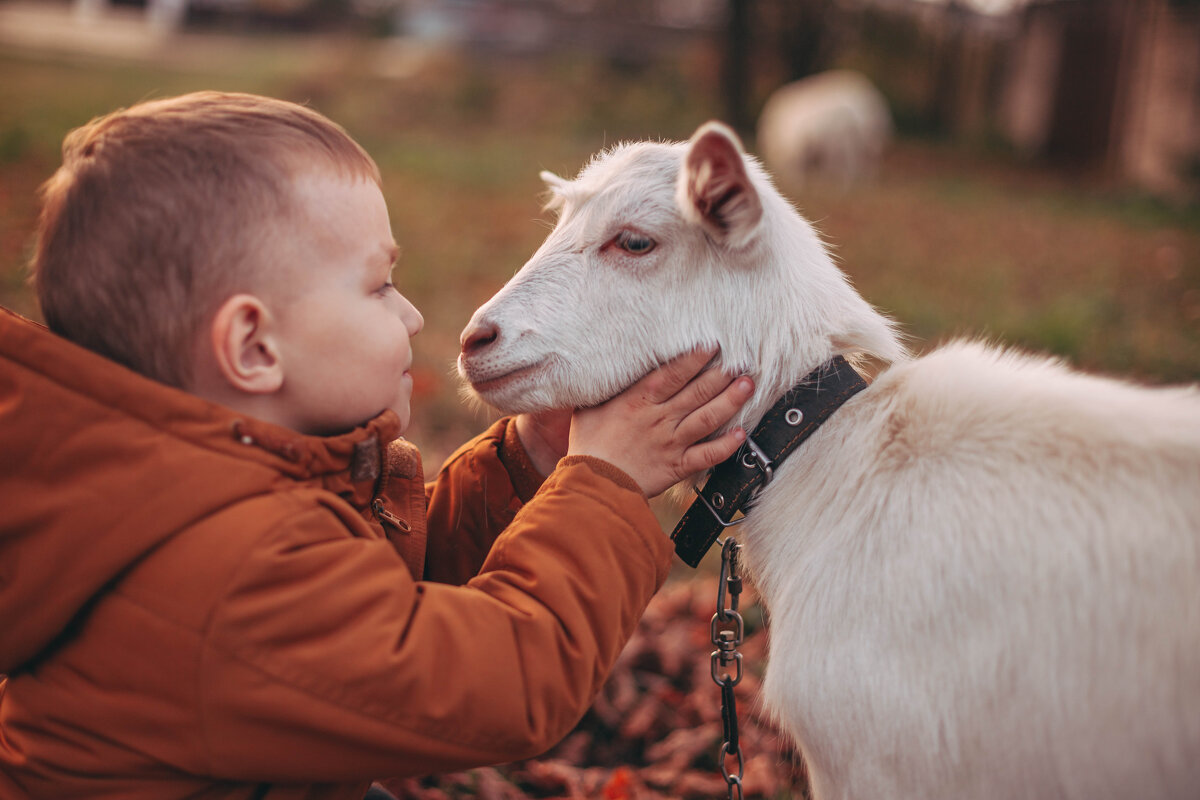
[209,294,284,395]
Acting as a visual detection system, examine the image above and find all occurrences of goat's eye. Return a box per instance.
[614,230,656,255]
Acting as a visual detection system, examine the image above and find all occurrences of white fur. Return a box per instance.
[458,122,1200,799]
[757,70,892,190]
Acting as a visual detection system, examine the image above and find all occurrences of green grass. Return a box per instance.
[2,35,1198,468]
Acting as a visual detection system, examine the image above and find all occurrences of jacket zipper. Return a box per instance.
[372,498,411,533]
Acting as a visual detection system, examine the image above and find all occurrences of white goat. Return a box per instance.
[757,70,892,191]
[458,121,1200,800]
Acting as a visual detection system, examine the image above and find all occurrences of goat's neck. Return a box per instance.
[730,347,842,435]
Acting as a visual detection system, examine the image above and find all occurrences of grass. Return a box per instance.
[2,32,1198,469]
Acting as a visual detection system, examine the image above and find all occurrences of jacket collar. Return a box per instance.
[230,412,408,510]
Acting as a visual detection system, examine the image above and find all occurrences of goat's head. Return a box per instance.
[458,121,902,428]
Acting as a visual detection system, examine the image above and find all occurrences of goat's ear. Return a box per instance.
[677,121,763,249]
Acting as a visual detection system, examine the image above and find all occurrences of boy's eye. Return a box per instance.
[614,230,656,255]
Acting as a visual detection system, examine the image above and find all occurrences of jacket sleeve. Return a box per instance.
[423,417,547,585]
[197,458,673,783]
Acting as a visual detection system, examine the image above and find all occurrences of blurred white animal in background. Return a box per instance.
[757,69,892,190]
[459,120,1200,800]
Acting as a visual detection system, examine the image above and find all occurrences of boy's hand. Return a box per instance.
[569,348,753,497]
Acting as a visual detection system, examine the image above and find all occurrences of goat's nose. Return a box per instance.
[460,320,499,356]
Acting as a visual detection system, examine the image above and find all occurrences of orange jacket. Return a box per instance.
[0,307,672,799]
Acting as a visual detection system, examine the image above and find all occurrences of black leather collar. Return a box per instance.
[670,355,868,567]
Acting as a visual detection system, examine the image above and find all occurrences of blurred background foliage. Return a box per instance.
[1,0,1198,469]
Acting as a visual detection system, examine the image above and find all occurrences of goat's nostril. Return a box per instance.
[460,321,499,355]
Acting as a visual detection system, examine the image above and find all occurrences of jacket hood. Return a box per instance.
[0,307,404,674]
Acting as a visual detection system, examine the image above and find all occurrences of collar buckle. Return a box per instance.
[738,434,774,487]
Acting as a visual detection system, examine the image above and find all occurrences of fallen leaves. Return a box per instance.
[383,577,810,799]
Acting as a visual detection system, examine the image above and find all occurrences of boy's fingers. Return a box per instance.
[676,375,754,443]
[641,347,718,404]
[678,427,747,477]
[668,366,747,422]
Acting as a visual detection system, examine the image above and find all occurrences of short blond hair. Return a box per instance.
[31,91,381,387]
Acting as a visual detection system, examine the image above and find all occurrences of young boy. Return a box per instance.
[0,92,751,799]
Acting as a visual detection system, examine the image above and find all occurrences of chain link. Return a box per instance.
[711,538,745,800]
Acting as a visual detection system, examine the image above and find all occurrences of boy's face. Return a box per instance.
[268,171,423,436]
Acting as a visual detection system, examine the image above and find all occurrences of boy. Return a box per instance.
[0,92,752,799]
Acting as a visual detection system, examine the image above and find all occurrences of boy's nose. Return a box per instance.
[398,293,422,335]
[401,297,423,336]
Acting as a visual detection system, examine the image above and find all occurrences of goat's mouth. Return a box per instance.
[462,359,546,397]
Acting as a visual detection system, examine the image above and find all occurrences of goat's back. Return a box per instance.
[743,341,1200,800]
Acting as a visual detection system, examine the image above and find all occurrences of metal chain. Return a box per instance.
[710,537,745,800]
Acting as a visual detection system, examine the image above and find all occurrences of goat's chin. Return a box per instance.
[458,358,552,414]
[461,356,635,416]
[461,386,552,416]
[460,373,577,416]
